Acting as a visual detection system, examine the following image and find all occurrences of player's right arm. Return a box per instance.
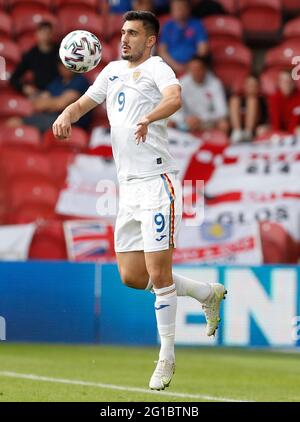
[52,94,98,139]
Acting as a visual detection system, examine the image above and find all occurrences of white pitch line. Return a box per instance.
[0,371,249,402]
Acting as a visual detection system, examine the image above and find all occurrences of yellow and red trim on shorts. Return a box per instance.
[161,173,175,247]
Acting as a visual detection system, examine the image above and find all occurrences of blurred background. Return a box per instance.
[0,0,300,357]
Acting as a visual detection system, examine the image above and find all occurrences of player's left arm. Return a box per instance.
[135,84,182,144]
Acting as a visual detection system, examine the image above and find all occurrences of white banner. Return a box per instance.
[0,224,36,260]
[175,220,262,264]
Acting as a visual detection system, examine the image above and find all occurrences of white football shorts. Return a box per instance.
[114,172,182,253]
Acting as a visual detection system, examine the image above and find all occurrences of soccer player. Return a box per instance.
[52,11,226,391]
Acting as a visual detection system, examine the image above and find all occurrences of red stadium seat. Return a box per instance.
[17,32,36,53]
[0,94,33,122]
[0,148,52,180]
[100,41,115,65]
[54,0,98,12]
[239,0,281,41]
[43,126,89,151]
[217,0,238,14]
[106,13,123,40]
[0,39,20,66]
[264,40,300,69]
[0,11,12,39]
[282,0,300,15]
[48,148,75,184]
[260,221,299,264]
[6,203,57,224]
[29,220,68,260]
[57,8,103,39]
[9,0,52,8]
[203,16,242,41]
[203,16,243,51]
[283,17,300,42]
[10,1,50,16]
[212,43,252,92]
[0,0,6,9]
[8,174,59,209]
[0,125,41,148]
[12,10,57,37]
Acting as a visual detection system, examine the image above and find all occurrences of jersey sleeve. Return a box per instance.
[85,63,111,104]
[153,58,181,93]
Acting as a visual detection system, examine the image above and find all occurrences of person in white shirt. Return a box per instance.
[170,55,229,133]
[52,11,226,391]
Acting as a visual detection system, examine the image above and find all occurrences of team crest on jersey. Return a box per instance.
[132,70,141,82]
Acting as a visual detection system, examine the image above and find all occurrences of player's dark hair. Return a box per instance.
[123,11,160,37]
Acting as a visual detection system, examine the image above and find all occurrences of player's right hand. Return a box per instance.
[52,112,72,140]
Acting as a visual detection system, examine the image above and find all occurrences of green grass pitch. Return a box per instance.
[0,344,299,402]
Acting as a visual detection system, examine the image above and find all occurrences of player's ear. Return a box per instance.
[147,35,156,49]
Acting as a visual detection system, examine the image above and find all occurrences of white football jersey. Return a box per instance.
[85,56,180,182]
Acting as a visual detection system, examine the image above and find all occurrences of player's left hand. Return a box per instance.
[135,117,150,145]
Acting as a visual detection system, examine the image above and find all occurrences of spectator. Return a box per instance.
[132,0,154,11]
[267,71,300,135]
[169,55,229,133]
[191,0,226,19]
[7,60,90,133]
[158,0,208,75]
[10,21,59,98]
[229,75,268,143]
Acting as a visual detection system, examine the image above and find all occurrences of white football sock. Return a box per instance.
[153,283,177,362]
[148,273,212,303]
[172,272,212,302]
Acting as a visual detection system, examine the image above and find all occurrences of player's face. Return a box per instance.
[121,21,154,63]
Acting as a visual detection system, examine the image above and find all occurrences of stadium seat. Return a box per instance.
[29,220,68,260]
[0,39,21,66]
[218,0,238,13]
[0,125,41,148]
[43,126,89,151]
[57,8,103,39]
[283,16,300,42]
[17,32,37,54]
[212,43,252,92]
[203,16,243,50]
[0,0,6,9]
[264,41,300,69]
[0,11,12,39]
[10,1,50,16]
[9,0,52,8]
[203,16,242,42]
[239,0,282,42]
[54,0,98,12]
[106,13,123,40]
[6,202,57,224]
[12,10,57,37]
[100,41,115,65]
[47,148,75,184]
[8,174,59,210]
[0,94,33,122]
[282,0,300,16]
[0,148,52,180]
[260,221,299,264]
